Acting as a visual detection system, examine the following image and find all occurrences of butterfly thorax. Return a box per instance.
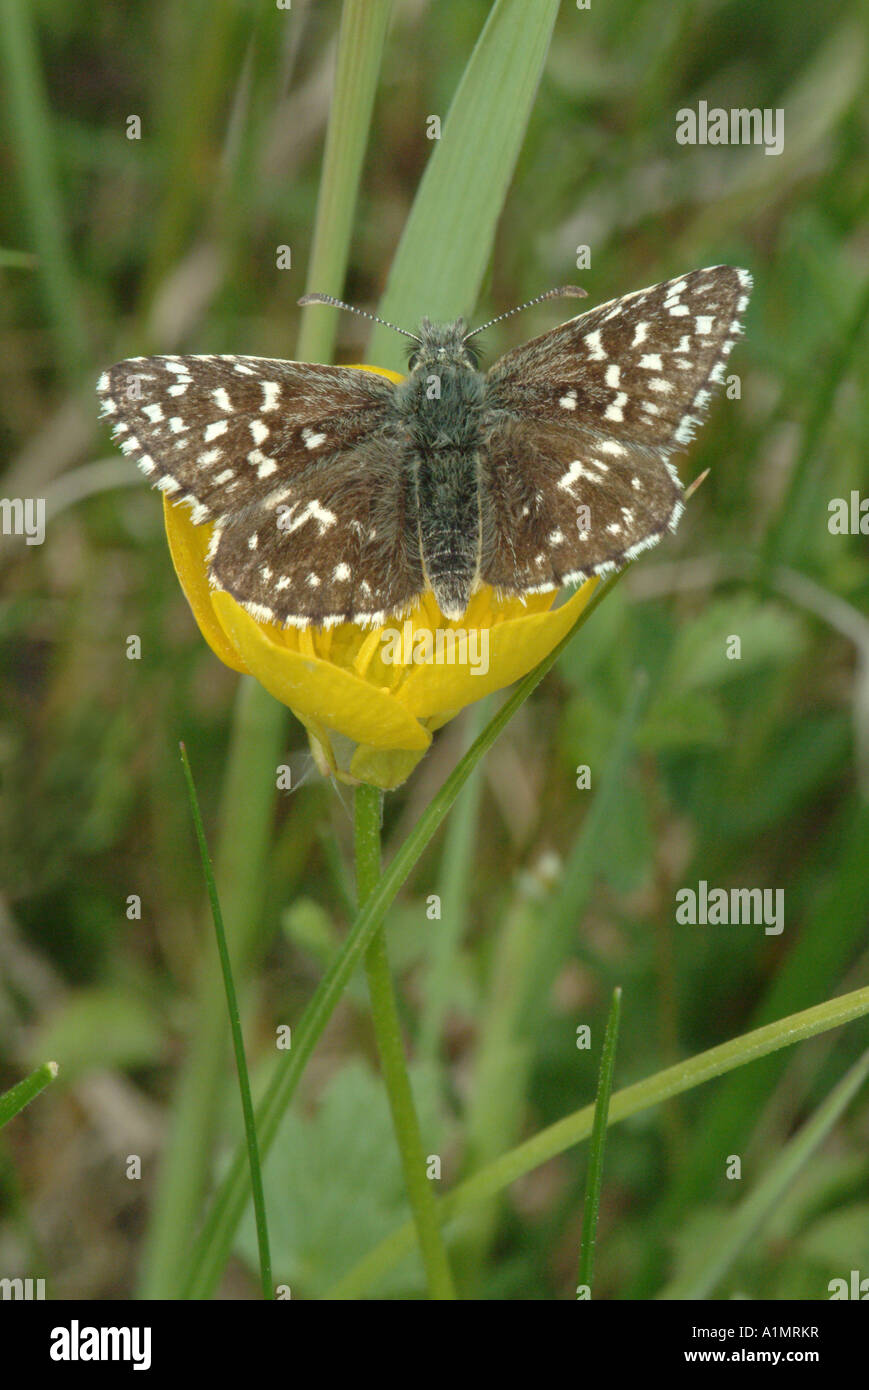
[393,320,488,619]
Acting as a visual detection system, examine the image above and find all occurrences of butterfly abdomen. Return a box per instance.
[396,364,485,621]
[415,447,481,620]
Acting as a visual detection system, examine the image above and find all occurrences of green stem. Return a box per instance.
[179,743,272,1301]
[0,1061,58,1128]
[355,783,456,1300]
[418,702,487,1065]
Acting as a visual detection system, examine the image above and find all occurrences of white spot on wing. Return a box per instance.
[584,330,606,361]
[301,428,327,450]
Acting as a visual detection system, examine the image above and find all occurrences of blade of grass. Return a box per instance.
[659,1047,869,1299]
[356,783,455,1299]
[763,272,869,570]
[296,0,394,365]
[367,0,561,370]
[0,1061,58,1128]
[139,678,285,1297]
[576,986,622,1297]
[182,573,619,1298]
[0,0,89,378]
[179,743,272,1301]
[327,984,869,1297]
[141,0,248,305]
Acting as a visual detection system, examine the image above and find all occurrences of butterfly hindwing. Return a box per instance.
[478,415,683,592]
[207,428,425,627]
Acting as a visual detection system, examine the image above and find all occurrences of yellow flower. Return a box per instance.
[162,366,598,789]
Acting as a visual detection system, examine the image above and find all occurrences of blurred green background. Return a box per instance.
[1,0,868,1299]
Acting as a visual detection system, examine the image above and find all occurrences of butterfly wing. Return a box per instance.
[97,355,423,626]
[477,415,682,591]
[479,266,751,592]
[208,428,424,627]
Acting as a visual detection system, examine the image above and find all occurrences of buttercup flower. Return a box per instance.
[162,366,598,789]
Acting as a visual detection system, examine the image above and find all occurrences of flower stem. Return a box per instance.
[354,782,456,1300]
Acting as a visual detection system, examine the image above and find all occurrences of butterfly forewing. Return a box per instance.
[97,354,418,624]
[481,265,751,591]
[486,267,751,450]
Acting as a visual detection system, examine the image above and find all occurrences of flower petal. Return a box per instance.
[211,591,431,751]
[396,578,599,718]
[163,498,249,674]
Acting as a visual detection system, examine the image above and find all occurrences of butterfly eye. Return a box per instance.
[407,351,420,370]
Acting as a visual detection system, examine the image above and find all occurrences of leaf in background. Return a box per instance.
[31,987,166,1080]
[234,1060,444,1298]
[666,595,805,691]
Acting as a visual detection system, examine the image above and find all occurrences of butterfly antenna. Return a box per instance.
[463,285,588,341]
[298,292,421,343]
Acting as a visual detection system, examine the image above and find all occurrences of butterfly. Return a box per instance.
[97,266,751,628]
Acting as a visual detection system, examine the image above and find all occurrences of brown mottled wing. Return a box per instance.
[478,416,682,592]
[209,429,425,627]
[97,355,424,625]
[479,266,751,592]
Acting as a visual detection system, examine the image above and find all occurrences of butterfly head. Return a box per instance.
[407,319,481,373]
